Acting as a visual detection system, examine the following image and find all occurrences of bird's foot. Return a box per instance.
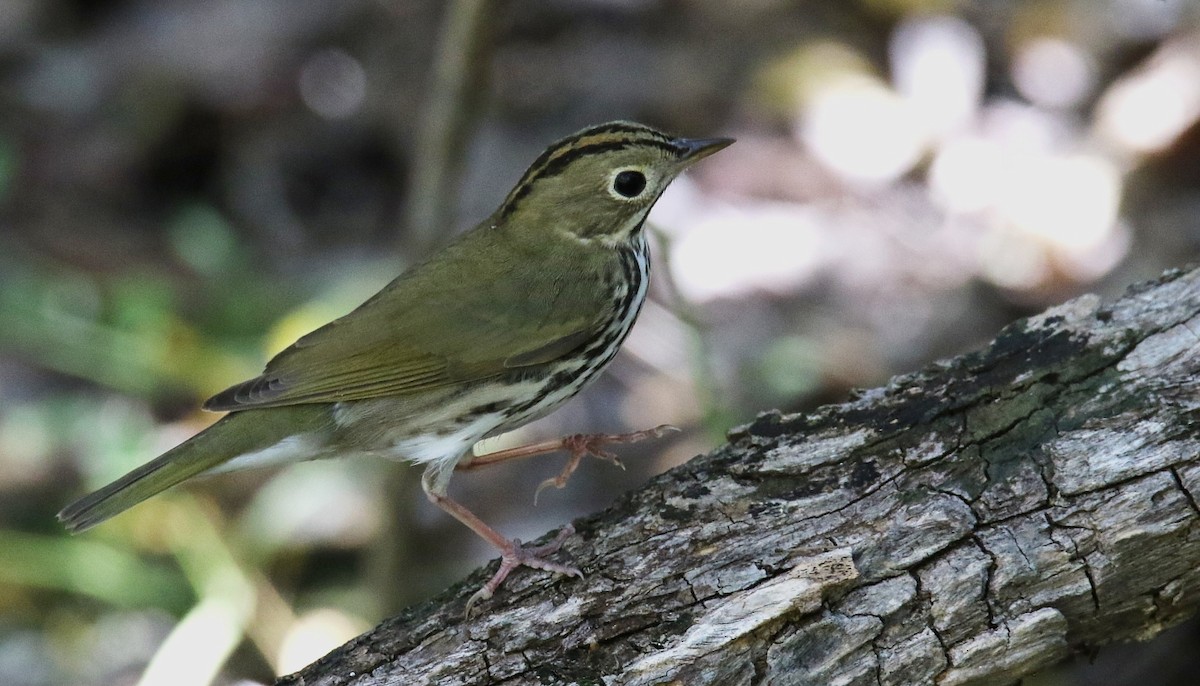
[466,524,582,617]
[533,425,679,503]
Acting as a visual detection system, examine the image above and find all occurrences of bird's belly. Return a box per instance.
[330,378,550,465]
[329,357,613,469]
[390,412,510,465]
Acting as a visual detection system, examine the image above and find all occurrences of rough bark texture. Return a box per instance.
[277,266,1200,686]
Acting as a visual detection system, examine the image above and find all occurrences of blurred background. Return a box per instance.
[2,0,1200,684]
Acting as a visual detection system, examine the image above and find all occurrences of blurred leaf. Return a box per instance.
[0,531,190,611]
[757,335,824,402]
[0,254,254,399]
[167,204,241,277]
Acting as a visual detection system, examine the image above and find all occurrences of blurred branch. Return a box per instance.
[276,267,1200,684]
[403,0,498,252]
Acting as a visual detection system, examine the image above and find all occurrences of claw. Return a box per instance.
[529,427,673,504]
[533,476,561,506]
[584,448,624,471]
[464,524,581,618]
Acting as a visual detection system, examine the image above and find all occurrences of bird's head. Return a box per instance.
[497,121,733,244]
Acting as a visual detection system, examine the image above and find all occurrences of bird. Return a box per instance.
[58,121,733,609]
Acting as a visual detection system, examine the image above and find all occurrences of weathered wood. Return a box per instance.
[278,266,1200,686]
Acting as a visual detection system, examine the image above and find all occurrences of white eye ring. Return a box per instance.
[608,167,652,201]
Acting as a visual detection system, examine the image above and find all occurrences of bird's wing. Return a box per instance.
[204,235,608,411]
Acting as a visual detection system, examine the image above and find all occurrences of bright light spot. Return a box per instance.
[929,136,1005,214]
[979,227,1050,290]
[137,572,255,686]
[276,609,368,676]
[973,150,1125,289]
[1013,38,1096,109]
[299,49,367,120]
[980,99,1066,151]
[669,202,824,301]
[799,77,928,184]
[998,153,1121,251]
[1096,44,1200,153]
[928,104,1126,288]
[1057,221,1132,282]
[890,15,985,137]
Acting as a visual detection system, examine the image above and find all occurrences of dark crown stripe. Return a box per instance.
[584,121,673,140]
[498,123,679,218]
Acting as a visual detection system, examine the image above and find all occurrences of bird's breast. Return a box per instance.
[491,234,651,432]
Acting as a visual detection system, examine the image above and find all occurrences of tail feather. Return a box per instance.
[57,437,226,533]
[58,407,329,533]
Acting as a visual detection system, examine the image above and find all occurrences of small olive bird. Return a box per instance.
[58,121,732,607]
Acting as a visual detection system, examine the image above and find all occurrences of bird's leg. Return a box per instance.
[457,424,678,502]
[421,464,582,616]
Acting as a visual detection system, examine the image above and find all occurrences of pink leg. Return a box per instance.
[421,469,582,616]
[458,424,678,501]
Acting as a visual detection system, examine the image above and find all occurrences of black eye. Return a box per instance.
[613,170,647,198]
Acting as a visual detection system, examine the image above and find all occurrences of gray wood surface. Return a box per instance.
[278,265,1200,686]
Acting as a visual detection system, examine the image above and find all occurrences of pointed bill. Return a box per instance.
[674,136,736,163]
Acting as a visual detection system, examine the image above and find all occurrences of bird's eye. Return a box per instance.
[612,170,647,198]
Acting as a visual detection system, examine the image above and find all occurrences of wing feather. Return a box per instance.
[204,230,610,412]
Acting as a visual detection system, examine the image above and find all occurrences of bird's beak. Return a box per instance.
[675,136,735,164]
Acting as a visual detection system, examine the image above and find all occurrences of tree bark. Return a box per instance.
[277,266,1200,686]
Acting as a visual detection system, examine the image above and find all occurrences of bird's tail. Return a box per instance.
[58,407,328,533]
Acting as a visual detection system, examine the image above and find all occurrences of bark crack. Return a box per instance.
[972,535,1001,629]
[1170,466,1200,518]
